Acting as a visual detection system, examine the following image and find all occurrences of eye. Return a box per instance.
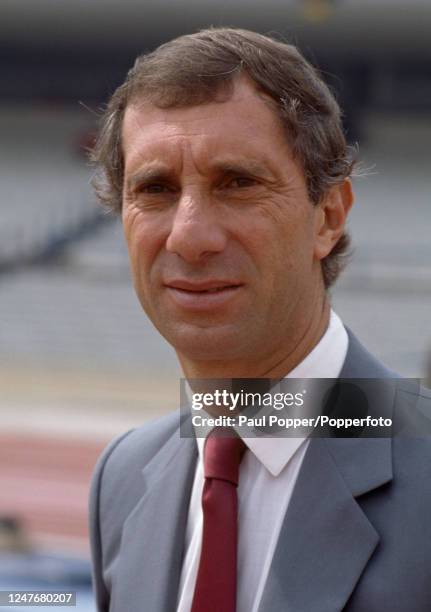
[226,176,257,189]
[138,183,172,194]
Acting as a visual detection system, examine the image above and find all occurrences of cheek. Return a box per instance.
[123,207,163,273]
[264,213,316,276]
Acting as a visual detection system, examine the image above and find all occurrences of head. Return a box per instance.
[91,28,354,376]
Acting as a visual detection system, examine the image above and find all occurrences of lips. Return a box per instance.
[164,279,243,310]
[165,279,241,292]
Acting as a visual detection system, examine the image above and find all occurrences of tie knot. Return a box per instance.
[203,428,246,486]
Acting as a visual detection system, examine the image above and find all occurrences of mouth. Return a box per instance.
[169,284,240,293]
[163,280,243,310]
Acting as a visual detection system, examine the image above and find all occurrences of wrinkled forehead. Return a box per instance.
[121,76,292,171]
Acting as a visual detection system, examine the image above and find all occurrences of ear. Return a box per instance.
[313,178,354,261]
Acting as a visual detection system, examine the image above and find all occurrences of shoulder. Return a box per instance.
[387,383,431,506]
[393,380,431,434]
[88,409,184,609]
[90,410,181,509]
[341,326,399,379]
[341,326,431,471]
[89,409,183,547]
[95,410,180,475]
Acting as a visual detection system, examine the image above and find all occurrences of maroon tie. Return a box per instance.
[191,428,246,612]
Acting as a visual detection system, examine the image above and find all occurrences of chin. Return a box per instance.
[164,324,249,363]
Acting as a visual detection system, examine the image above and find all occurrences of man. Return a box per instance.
[89,28,431,612]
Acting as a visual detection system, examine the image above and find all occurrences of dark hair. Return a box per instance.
[92,27,354,287]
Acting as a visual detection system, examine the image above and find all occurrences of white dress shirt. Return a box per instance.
[176,309,348,612]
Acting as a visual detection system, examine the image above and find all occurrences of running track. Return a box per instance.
[0,434,108,553]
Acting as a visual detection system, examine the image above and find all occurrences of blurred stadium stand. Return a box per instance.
[0,0,430,561]
[0,108,109,271]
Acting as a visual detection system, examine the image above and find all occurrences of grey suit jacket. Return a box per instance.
[89,329,431,611]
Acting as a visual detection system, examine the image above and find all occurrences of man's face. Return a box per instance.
[122,78,326,369]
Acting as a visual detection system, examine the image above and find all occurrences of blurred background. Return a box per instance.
[1,0,430,609]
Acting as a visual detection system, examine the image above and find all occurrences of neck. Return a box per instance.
[178,294,331,380]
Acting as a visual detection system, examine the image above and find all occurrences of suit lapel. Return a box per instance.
[112,427,197,612]
[259,329,395,612]
[258,436,392,612]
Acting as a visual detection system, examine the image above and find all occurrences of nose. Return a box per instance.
[166,191,227,263]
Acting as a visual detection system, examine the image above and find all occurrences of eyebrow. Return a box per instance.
[210,159,273,179]
[126,166,174,191]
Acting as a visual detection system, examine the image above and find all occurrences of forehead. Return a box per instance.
[121,78,292,171]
